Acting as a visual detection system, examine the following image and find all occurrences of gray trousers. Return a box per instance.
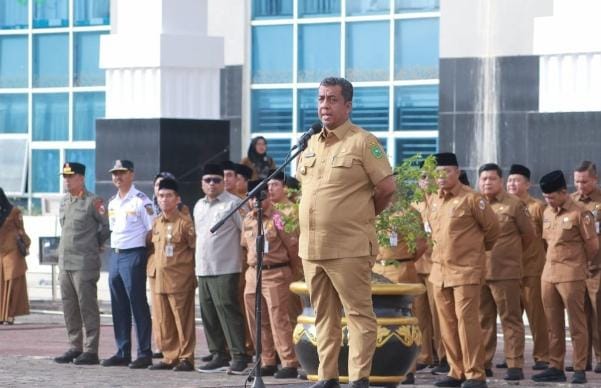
[59,270,100,353]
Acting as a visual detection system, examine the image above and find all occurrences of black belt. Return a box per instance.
[252,262,288,271]
[112,247,145,254]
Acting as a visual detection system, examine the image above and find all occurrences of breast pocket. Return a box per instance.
[328,156,355,184]
[298,157,317,182]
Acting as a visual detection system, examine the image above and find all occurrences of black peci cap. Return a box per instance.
[158,178,178,193]
[202,163,224,177]
[509,164,531,180]
[434,152,458,167]
[235,164,253,181]
[539,170,567,194]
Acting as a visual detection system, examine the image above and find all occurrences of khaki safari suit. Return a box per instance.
[480,192,535,369]
[58,189,110,355]
[427,184,500,381]
[149,210,197,365]
[520,195,549,364]
[542,197,597,370]
[571,188,601,366]
[297,120,393,381]
[241,207,299,368]
[414,201,445,366]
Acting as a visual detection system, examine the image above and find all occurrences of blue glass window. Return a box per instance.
[74,32,107,86]
[33,93,68,141]
[74,92,104,141]
[394,18,439,80]
[33,33,69,87]
[0,94,28,133]
[74,0,110,26]
[351,87,389,131]
[33,0,69,28]
[298,89,318,134]
[395,137,437,165]
[251,89,292,133]
[32,149,60,192]
[346,21,389,81]
[263,138,291,174]
[378,138,388,153]
[394,85,438,130]
[299,0,340,18]
[252,0,292,19]
[298,23,340,83]
[347,0,389,16]
[0,1,28,29]
[0,36,28,88]
[66,149,95,190]
[252,26,292,83]
[395,0,439,13]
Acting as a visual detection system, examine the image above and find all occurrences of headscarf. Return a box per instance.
[0,188,14,229]
[247,136,273,179]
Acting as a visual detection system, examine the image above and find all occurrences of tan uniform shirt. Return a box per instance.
[542,197,596,283]
[427,184,500,287]
[522,195,547,277]
[241,208,300,268]
[297,120,393,260]
[485,192,536,280]
[150,211,197,294]
[414,201,432,275]
[571,188,601,270]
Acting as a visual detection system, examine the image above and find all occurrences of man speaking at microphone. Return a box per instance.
[297,77,395,388]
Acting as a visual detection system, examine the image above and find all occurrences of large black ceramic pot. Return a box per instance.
[290,275,426,386]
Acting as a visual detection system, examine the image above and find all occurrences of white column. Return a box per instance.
[99,0,224,119]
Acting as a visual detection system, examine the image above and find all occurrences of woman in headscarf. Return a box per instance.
[0,188,31,324]
[240,136,276,180]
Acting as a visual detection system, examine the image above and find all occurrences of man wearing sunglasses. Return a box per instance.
[193,164,248,374]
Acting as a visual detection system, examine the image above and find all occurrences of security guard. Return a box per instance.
[533,170,598,384]
[103,160,154,369]
[297,77,395,388]
[427,152,499,388]
[147,178,197,372]
[54,162,110,365]
[506,164,549,370]
[571,161,601,372]
[477,163,535,381]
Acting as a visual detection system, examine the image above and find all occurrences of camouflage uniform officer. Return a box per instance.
[54,162,110,365]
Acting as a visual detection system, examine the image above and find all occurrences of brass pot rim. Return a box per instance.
[290,281,426,296]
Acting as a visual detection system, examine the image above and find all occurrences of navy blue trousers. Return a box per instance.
[109,247,152,359]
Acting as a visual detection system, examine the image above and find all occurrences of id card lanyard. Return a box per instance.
[165,224,174,257]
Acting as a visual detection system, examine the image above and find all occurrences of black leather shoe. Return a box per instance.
[101,355,131,367]
[572,370,587,384]
[54,349,82,364]
[173,359,194,372]
[432,360,450,375]
[200,354,214,362]
[274,366,298,379]
[73,352,99,365]
[503,367,523,381]
[152,352,163,359]
[401,372,415,384]
[532,367,567,382]
[484,369,493,377]
[532,361,549,370]
[434,377,464,387]
[461,379,487,388]
[349,377,369,388]
[416,363,428,371]
[566,364,592,372]
[148,361,175,370]
[309,379,341,388]
[260,364,277,376]
[129,357,152,369]
[495,360,507,369]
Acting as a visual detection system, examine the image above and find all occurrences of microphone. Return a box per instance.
[292,121,322,150]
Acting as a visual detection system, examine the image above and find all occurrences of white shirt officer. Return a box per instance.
[109,185,155,250]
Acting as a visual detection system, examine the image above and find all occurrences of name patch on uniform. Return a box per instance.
[369,142,384,159]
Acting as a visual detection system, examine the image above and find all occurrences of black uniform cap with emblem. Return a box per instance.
[509,164,531,180]
[221,160,237,172]
[109,159,134,173]
[235,164,253,181]
[202,163,224,177]
[61,162,86,176]
[158,178,178,193]
[434,152,458,167]
[539,170,567,194]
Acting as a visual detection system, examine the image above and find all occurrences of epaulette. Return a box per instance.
[136,192,149,200]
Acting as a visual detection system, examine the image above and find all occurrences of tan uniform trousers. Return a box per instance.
[239,258,254,355]
[148,276,162,351]
[155,290,196,364]
[243,266,298,367]
[433,284,485,381]
[520,276,549,363]
[303,256,376,381]
[542,280,588,370]
[479,279,525,368]
[585,270,601,365]
[415,274,445,365]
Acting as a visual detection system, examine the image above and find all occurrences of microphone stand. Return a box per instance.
[211,135,312,388]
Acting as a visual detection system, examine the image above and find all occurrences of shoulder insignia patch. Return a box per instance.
[93,198,106,215]
[369,142,384,159]
[136,192,148,199]
[479,199,486,210]
[584,213,592,225]
[522,206,530,217]
[144,203,154,216]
